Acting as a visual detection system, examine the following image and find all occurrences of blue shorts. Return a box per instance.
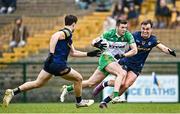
[118,61,141,76]
[43,60,71,76]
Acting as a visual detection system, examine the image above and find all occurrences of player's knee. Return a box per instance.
[118,72,126,78]
[112,70,126,78]
[83,80,94,87]
[111,71,119,77]
[120,71,126,76]
[76,76,83,83]
[88,84,93,87]
[88,82,96,87]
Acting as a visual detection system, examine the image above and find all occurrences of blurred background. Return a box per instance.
[0,0,180,103]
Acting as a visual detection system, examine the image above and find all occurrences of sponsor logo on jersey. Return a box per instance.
[138,47,151,51]
[109,45,125,48]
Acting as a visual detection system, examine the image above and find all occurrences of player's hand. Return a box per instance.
[46,53,54,63]
[114,54,125,60]
[87,50,102,57]
[168,49,176,57]
[93,39,107,50]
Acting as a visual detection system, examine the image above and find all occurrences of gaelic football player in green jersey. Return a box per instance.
[60,19,137,102]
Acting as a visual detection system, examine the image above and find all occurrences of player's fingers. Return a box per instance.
[97,53,101,57]
[98,39,103,43]
[94,50,101,57]
[101,44,107,47]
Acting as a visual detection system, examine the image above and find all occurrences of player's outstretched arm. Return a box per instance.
[124,43,137,57]
[156,43,176,57]
[87,50,102,57]
[115,43,137,60]
[114,43,137,60]
[70,44,101,57]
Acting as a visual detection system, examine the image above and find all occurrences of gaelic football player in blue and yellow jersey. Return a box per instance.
[2,15,101,108]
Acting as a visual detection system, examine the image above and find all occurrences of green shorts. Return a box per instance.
[98,53,116,76]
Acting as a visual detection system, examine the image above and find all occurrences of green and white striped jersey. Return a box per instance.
[101,29,135,57]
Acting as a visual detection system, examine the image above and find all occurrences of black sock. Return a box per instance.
[13,87,21,95]
[103,96,112,103]
[76,97,82,103]
[125,91,128,100]
[103,81,108,87]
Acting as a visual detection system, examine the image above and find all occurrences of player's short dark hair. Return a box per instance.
[141,19,153,28]
[116,19,128,26]
[65,15,78,26]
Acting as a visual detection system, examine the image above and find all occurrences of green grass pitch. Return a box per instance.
[0,103,180,113]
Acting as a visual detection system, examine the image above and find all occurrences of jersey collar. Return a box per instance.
[64,26,72,33]
[116,32,121,37]
[115,29,126,38]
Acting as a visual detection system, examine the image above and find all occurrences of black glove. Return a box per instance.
[46,53,54,63]
[87,50,102,57]
[168,49,176,57]
[94,39,107,50]
[114,54,125,60]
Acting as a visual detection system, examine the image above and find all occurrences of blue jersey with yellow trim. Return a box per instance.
[120,31,159,72]
[53,28,72,64]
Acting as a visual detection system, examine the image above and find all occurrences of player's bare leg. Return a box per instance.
[3,70,52,107]
[61,68,83,97]
[61,68,94,108]
[119,71,137,96]
[19,70,52,91]
[82,68,106,88]
[96,71,138,106]
[98,62,126,108]
[60,68,105,102]
[109,71,137,104]
[93,76,115,96]
[104,62,126,101]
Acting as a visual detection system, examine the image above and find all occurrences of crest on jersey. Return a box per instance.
[148,42,151,45]
[136,40,140,43]
[121,37,124,41]
[142,41,146,45]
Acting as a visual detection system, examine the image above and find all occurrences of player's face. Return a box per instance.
[71,23,76,33]
[16,19,22,26]
[141,24,152,39]
[117,24,128,36]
